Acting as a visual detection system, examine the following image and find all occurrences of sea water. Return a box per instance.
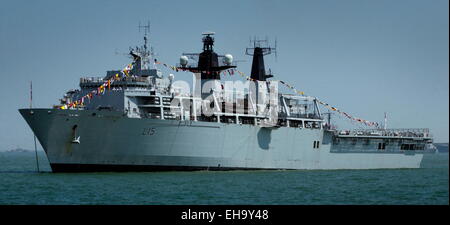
[0,151,447,205]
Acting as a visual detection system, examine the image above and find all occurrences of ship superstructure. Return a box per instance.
[19,29,435,172]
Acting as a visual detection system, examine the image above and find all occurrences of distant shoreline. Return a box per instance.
[3,148,33,153]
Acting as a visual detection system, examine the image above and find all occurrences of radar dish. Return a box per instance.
[202,31,215,36]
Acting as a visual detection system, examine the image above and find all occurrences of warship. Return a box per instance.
[19,27,436,172]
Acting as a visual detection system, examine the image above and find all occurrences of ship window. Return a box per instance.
[401,144,415,150]
[313,141,320,149]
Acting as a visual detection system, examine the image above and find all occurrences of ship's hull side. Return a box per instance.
[19,109,424,172]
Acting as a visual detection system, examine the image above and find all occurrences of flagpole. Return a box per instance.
[30,81,40,173]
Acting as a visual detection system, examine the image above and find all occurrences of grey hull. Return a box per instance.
[20,109,424,172]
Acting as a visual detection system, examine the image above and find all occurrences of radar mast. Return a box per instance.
[129,21,154,72]
[177,32,236,80]
[245,37,277,81]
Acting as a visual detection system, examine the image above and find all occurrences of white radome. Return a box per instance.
[180,56,189,66]
[224,54,233,65]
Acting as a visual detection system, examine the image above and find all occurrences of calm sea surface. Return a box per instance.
[0,151,448,205]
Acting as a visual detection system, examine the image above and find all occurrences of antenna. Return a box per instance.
[138,21,151,50]
[245,36,277,81]
[30,81,40,173]
[274,37,278,62]
[29,81,32,109]
[114,48,130,57]
[134,21,155,70]
[245,36,276,56]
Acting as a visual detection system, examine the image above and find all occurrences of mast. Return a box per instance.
[245,38,277,117]
[245,38,276,81]
[198,32,220,79]
[177,32,236,79]
[321,111,333,130]
[130,21,153,74]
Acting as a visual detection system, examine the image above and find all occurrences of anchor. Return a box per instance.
[72,136,80,144]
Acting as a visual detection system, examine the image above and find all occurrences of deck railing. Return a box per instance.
[80,76,148,84]
[336,128,431,138]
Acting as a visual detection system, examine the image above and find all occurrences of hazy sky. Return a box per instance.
[0,0,448,150]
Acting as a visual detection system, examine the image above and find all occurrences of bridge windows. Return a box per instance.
[401,144,416,150]
[289,120,303,128]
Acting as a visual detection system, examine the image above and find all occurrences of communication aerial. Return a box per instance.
[245,36,277,81]
[138,21,151,50]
